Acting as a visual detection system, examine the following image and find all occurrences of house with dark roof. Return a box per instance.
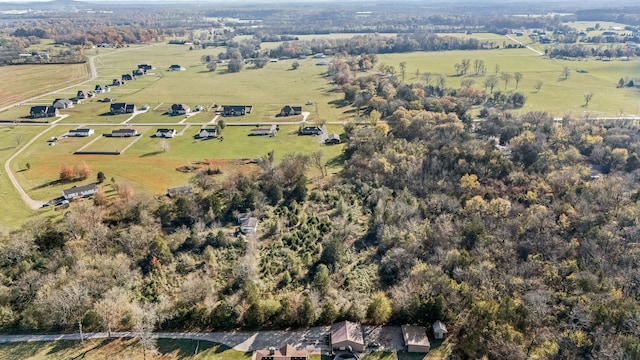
[252,345,308,360]
[401,325,431,353]
[330,321,364,352]
[62,183,97,200]
[167,104,191,116]
[279,105,302,116]
[76,90,93,99]
[52,98,73,109]
[156,128,177,138]
[110,103,136,114]
[111,129,138,137]
[68,128,94,137]
[168,64,185,71]
[251,124,278,136]
[138,64,154,71]
[94,84,110,94]
[197,128,218,138]
[30,106,58,118]
[325,133,340,145]
[299,126,323,135]
[112,78,125,86]
[122,73,135,81]
[222,105,252,116]
[241,217,259,234]
[125,104,136,113]
[133,68,145,76]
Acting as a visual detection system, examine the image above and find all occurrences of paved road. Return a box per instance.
[505,34,544,56]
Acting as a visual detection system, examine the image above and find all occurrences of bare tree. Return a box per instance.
[514,72,523,89]
[500,72,512,90]
[562,66,571,80]
[158,139,169,152]
[95,287,130,338]
[399,61,407,82]
[133,302,160,360]
[534,80,543,92]
[484,75,499,94]
[311,151,325,178]
[423,72,432,86]
[584,92,594,107]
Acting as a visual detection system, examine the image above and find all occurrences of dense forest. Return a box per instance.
[1,53,640,359]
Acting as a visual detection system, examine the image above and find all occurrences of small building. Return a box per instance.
[197,127,218,138]
[30,106,58,118]
[76,90,93,99]
[52,98,73,109]
[241,217,259,234]
[313,53,326,58]
[111,129,138,137]
[112,79,125,86]
[138,64,154,70]
[168,104,191,116]
[401,325,431,353]
[122,73,135,81]
[330,321,365,353]
[299,126,323,135]
[62,183,98,200]
[432,321,448,340]
[94,84,110,93]
[125,104,136,113]
[252,345,309,360]
[316,60,330,66]
[222,105,251,116]
[68,128,94,137]
[110,103,127,114]
[279,105,302,116]
[167,185,192,197]
[251,124,278,136]
[133,68,145,76]
[168,64,185,71]
[156,128,177,138]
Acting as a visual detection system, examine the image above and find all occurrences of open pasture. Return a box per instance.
[77,127,149,153]
[376,48,640,117]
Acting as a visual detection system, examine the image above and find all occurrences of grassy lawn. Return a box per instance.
[0,338,252,360]
[361,352,398,360]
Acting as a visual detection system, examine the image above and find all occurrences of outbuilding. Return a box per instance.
[330,321,364,353]
[401,325,431,353]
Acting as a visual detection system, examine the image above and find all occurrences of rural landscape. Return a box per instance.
[0,0,640,358]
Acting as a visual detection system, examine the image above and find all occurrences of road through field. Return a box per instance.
[505,34,544,56]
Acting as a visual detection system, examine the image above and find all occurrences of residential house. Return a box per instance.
[122,73,135,81]
[167,185,192,197]
[251,124,278,136]
[432,321,448,340]
[325,134,340,144]
[222,105,252,116]
[110,103,127,114]
[133,68,145,76]
[252,345,308,360]
[167,104,191,116]
[76,90,93,99]
[125,104,136,113]
[279,105,302,116]
[112,79,125,86]
[168,64,185,71]
[52,98,73,109]
[330,321,365,353]
[156,128,177,138]
[313,53,326,58]
[299,126,323,135]
[62,183,98,200]
[138,64,154,71]
[316,60,330,66]
[197,128,218,138]
[241,217,259,234]
[68,128,94,137]
[401,325,431,353]
[30,106,58,118]
[94,84,110,94]
[111,129,138,137]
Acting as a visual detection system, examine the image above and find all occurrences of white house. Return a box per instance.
[251,124,277,136]
[62,183,97,200]
[156,128,177,138]
[68,128,94,137]
[197,128,218,138]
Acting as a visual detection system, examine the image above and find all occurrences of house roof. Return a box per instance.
[69,128,93,133]
[53,98,72,105]
[432,321,448,333]
[200,128,217,132]
[253,344,308,360]
[170,104,190,111]
[111,103,126,110]
[330,321,364,345]
[112,129,137,134]
[157,128,176,133]
[401,325,430,347]
[168,185,192,196]
[62,183,97,197]
[242,217,258,228]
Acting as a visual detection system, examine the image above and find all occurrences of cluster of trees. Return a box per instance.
[59,163,91,182]
[548,43,638,59]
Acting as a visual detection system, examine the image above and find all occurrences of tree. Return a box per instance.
[399,61,407,82]
[534,80,543,92]
[461,78,475,89]
[484,75,499,94]
[584,92,594,107]
[95,287,129,338]
[133,303,159,360]
[206,61,217,72]
[312,264,330,294]
[291,61,300,70]
[494,63,500,75]
[228,59,243,73]
[514,72,523,89]
[253,58,268,69]
[562,66,571,80]
[367,292,392,324]
[501,72,512,90]
[25,163,30,171]
[97,171,106,184]
[159,139,169,152]
[298,295,315,326]
[60,164,74,182]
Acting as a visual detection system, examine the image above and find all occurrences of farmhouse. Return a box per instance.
[68,128,94,137]
[279,105,302,116]
[167,104,191,115]
[52,98,73,109]
[401,325,431,353]
[167,185,192,197]
[156,128,177,138]
[76,90,93,99]
[111,128,138,137]
[168,64,185,71]
[62,183,98,200]
[94,84,110,93]
[330,321,365,352]
[110,103,126,114]
[251,124,278,136]
[241,217,259,234]
[222,105,252,116]
[197,128,218,138]
[30,106,58,118]
[122,73,135,81]
[299,126,323,135]
[252,345,308,360]
[432,321,448,340]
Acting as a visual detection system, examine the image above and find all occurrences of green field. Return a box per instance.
[0,338,252,360]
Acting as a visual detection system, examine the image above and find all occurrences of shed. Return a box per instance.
[241,217,259,234]
[401,325,431,353]
[330,321,364,352]
[432,321,448,340]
